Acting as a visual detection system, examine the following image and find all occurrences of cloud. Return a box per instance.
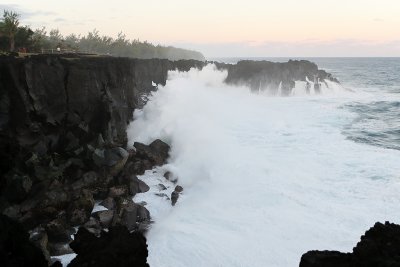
[0,4,56,18]
[373,18,384,22]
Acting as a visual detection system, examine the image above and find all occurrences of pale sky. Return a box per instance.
[1,0,400,57]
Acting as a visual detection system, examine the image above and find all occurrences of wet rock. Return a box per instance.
[93,210,114,228]
[67,190,94,226]
[100,197,116,210]
[300,221,400,267]
[83,217,102,236]
[171,191,180,206]
[2,174,32,203]
[45,218,72,243]
[93,147,129,175]
[0,215,49,267]
[120,203,151,232]
[157,183,167,191]
[48,241,74,256]
[105,147,129,174]
[175,185,184,193]
[155,193,170,200]
[134,139,170,166]
[108,185,129,198]
[2,204,21,220]
[29,226,51,263]
[128,175,150,196]
[163,171,177,183]
[68,226,149,267]
[300,251,351,267]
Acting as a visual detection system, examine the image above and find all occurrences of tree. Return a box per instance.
[1,10,20,51]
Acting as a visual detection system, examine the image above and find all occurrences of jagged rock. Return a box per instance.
[300,221,400,267]
[67,190,94,226]
[163,171,177,183]
[93,147,129,175]
[48,242,74,256]
[83,217,102,236]
[0,215,49,267]
[108,185,129,198]
[100,197,116,210]
[175,185,184,193]
[2,174,32,203]
[128,175,150,196]
[155,193,170,199]
[134,139,170,166]
[93,210,114,228]
[45,218,72,243]
[2,204,21,220]
[171,191,180,206]
[29,226,51,263]
[218,59,339,95]
[120,203,151,232]
[157,183,167,191]
[68,226,149,267]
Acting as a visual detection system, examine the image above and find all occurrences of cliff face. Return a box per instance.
[215,60,339,95]
[0,55,203,178]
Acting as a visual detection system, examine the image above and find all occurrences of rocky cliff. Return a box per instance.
[215,59,339,95]
[0,54,339,265]
[0,54,204,264]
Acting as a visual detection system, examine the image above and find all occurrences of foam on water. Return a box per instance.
[128,64,400,267]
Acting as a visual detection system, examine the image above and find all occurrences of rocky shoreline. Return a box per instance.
[2,54,395,267]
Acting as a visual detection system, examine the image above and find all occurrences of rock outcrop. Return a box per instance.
[0,214,49,267]
[300,221,400,267]
[68,226,149,267]
[0,54,182,263]
[215,59,339,95]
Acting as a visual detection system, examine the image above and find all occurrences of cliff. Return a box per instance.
[215,59,339,95]
[0,54,339,265]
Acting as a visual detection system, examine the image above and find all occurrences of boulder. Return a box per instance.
[100,197,116,210]
[128,175,150,196]
[45,218,72,243]
[67,190,94,226]
[0,215,49,267]
[171,191,180,206]
[93,210,114,228]
[108,185,129,198]
[134,139,170,166]
[300,221,400,267]
[2,174,32,203]
[175,185,184,193]
[68,226,149,267]
[120,203,150,232]
[83,217,102,236]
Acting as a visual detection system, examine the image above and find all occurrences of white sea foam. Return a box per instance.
[128,64,400,267]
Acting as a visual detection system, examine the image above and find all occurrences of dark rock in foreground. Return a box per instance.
[68,226,149,267]
[300,221,400,267]
[0,214,48,267]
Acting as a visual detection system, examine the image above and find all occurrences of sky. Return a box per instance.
[1,0,400,57]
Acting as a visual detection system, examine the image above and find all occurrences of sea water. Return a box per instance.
[128,58,400,267]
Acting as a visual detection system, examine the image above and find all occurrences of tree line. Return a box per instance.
[0,10,205,61]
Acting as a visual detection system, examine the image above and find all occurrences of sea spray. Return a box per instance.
[128,64,400,267]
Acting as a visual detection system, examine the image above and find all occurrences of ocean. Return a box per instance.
[128,58,400,267]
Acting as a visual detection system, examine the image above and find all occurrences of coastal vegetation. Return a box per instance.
[0,10,205,60]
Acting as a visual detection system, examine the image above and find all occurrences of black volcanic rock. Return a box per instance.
[300,222,400,267]
[0,214,48,267]
[215,59,339,95]
[68,226,149,267]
